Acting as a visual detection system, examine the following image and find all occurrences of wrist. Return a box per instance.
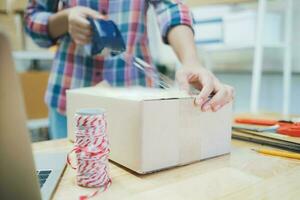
[179,50,203,68]
[49,9,70,38]
[181,58,204,69]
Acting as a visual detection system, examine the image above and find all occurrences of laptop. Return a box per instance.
[0,32,66,200]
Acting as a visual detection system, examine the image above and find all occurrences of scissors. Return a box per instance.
[235,118,300,137]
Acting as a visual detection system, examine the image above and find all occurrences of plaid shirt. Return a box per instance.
[25,0,193,114]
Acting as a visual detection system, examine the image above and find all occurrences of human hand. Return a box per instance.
[176,64,234,112]
[67,6,106,45]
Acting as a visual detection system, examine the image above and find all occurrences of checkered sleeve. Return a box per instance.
[24,0,56,48]
[148,0,194,44]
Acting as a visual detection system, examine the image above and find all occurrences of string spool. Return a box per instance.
[68,108,111,199]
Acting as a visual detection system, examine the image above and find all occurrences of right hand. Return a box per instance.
[67,6,106,45]
[176,65,235,112]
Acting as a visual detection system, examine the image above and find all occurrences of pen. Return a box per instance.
[252,148,300,160]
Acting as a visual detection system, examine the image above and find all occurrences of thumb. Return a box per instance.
[176,70,190,91]
[83,8,107,19]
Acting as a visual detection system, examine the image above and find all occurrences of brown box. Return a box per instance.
[185,0,253,7]
[67,87,233,174]
[0,13,24,50]
[19,71,49,119]
[0,0,28,13]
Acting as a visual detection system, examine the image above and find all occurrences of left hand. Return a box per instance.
[176,65,234,112]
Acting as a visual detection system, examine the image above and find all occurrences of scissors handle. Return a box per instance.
[277,125,300,137]
[235,118,278,126]
[235,117,300,137]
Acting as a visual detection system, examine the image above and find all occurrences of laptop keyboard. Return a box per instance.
[36,170,52,188]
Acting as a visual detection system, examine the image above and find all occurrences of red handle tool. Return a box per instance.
[235,118,300,137]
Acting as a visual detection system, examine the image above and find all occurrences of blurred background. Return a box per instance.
[0,0,299,142]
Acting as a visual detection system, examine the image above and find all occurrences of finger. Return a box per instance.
[74,39,90,45]
[82,7,106,19]
[72,33,91,44]
[72,25,92,37]
[211,85,235,112]
[176,70,190,91]
[187,74,197,82]
[195,76,214,107]
[73,15,91,29]
[178,78,189,91]
[69,25,92,41]
[200,98,212,112]
[222,85,235,103]
[71,28,91,40]
[208,86,228,112]
[96,13,108,20]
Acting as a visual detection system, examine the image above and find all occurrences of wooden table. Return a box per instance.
[32,139,300,200]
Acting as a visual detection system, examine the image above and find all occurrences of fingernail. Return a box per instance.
[196,98,204,105]
[187,74,194,80]
[214,105,221,111]
[193,98,197,106]
[203,104,211,111]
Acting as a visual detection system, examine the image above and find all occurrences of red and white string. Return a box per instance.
[68,111,111,200]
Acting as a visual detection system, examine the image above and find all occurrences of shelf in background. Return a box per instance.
[199,42,285,53]
[186,0,285,12]
[27,118,49,130]
[213,68,300,74]
[13,51,55,60]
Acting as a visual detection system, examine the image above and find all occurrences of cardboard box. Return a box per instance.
[19,71,49,119]
[0,13,24,50]
[0,0,28,13]
[67,87,232,174]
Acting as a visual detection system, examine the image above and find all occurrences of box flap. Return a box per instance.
[67,86,192,101]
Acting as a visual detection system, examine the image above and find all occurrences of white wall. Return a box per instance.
[147,1,300,114]
[292,0,300,72]
[216,72,300,114]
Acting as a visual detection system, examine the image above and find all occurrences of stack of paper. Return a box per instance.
[233,126,300,152]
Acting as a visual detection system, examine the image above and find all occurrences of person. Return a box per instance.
[25,0,234,139]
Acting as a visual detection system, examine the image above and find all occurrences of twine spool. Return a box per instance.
[68,108,111,199]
